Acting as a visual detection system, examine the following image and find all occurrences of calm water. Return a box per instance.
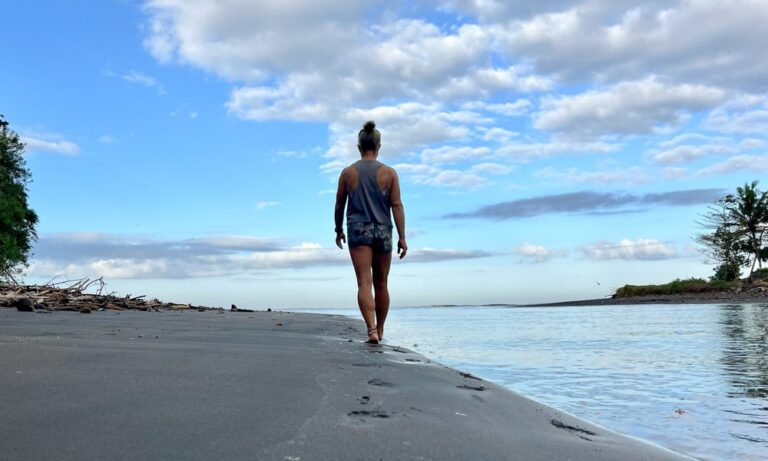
[297,304,768,461]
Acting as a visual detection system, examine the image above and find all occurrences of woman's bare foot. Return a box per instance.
[377,325,384,341]
[366,327,380,344]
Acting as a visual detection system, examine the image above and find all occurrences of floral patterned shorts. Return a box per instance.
[347,222,393,254]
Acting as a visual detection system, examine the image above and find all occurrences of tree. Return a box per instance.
[696,198,747,281]
[0,115,38,283]
[726,181,768,275]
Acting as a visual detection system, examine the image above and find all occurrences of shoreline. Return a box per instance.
[1,308,692,460]
[521,290,768,307]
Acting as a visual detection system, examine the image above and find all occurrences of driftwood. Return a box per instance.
[0,277,217,312]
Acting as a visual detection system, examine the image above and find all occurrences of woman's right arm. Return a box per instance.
[389,168,407,259]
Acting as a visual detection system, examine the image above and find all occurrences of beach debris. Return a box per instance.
[0,278,218,313]
[230,304,255,313]
[13,298,34,312]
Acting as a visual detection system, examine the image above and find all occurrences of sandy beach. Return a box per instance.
[1,309,693,460]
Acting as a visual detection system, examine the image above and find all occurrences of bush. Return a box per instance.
[614,277,732,298]
[751,268,768,281]
[711,262,741,282]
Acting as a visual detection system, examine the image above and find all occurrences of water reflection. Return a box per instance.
[720,304,768,399]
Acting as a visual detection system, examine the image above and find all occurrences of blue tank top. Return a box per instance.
[346,160,392,226]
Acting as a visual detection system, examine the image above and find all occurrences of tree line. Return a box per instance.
[697,181,768,281]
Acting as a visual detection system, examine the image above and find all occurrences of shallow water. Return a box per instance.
[297,304,768,461]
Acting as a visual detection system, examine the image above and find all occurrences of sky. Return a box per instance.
[1,0,766,308]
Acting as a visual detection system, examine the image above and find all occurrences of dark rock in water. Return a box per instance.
[267,308,272,312]
[231,304,237,311]
[79,307,92,314]
[14,298,34,312]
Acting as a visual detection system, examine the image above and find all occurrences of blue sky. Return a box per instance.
[2,0,766,308]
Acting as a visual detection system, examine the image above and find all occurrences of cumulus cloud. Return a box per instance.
[445,188,723,220]
[697,155,768,176]
[581,239,677,261]
[534,77,725,139]
[512,243,568,263]
[139,0,768,189]
[649,131,766,165]
[495,0,768,92]
[28,232,492,279]
[705,95,768,134]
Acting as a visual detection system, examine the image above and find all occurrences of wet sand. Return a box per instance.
[0,309,692,460]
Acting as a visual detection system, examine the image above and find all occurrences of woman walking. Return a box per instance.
[334,121,407,344]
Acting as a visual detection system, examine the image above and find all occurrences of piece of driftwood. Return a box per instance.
[0,277,219,312]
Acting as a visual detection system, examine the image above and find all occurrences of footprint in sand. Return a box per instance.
[367,378,397,388]
[347,410,394,420]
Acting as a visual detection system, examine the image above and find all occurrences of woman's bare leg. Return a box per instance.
[372,251,392,340]
[350,246,378,342]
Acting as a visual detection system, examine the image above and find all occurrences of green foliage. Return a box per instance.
[0,115,38,282]
[614,278,733,298]
[751,268,768,281]
[711,262,741,282]
[697,181,768,278]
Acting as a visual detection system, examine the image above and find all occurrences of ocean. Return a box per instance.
[296,303,768,461]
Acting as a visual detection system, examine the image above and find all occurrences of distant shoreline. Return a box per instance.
[520,291,768,307]
[423,291,768,308]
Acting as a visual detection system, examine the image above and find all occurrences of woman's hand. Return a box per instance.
[397,238,408,259]
[336,232,346,249]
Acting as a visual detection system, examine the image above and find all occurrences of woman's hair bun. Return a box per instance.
[363,120,376,133]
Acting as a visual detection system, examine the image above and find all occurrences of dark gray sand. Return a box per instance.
[0,309,692,461]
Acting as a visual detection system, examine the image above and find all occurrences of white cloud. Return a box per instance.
[495,139,621,161]
[22,136,81,156]
[512,243,568,263]
[392,162,491,188]
[705,95,768,134]
[29,232,492,279]
[650,134,765,164]
[535,166,650,185]
[421,146,490,164]
[255,201,281,210]
[534,77,725,139]
[697,154,768,176]
[581,238,677,260]
[98,135,116,144]
[139,0,768,189]
[478,127,520,142]
[494,0,768,92]
[469,162,513,175]
[121,70,165,94]
[463,99,533,117]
